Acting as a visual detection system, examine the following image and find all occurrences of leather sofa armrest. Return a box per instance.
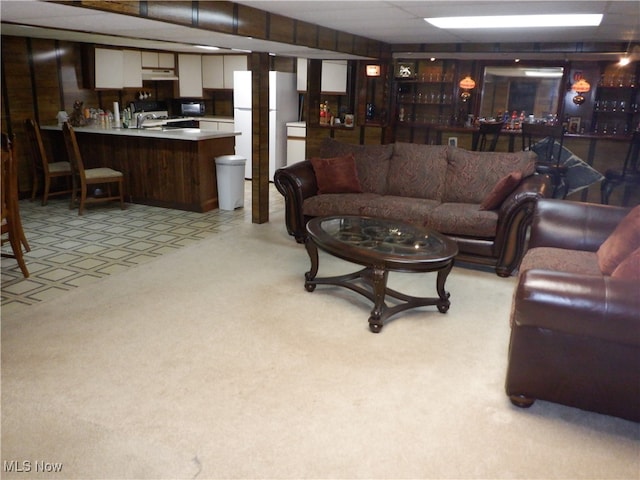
[274,161,318,243]
[529,199,631,252]
[513,269,640,347]
[492,174,551,276]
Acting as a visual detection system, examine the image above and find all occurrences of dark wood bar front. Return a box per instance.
[42,127,237,213]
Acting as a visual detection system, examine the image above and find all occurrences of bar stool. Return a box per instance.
[1,133,30,278]
[521,123,568,198]
[25,118,73,205]
[601,130,640,206]
[472,121,504,152]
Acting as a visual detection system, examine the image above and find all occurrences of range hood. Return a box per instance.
[141,69,178,81]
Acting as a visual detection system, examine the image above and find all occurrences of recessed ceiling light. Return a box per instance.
[425,14,603,29]
[195,45,220,51]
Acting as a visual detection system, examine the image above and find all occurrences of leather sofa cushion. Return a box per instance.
[310,154,362,194]
[386,143,448,200]
[597,205,640,275]
[319,137,393,195]
[443,148,537,204]
[520,247,602,276]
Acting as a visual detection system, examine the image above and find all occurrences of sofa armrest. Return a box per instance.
[513,269,640,347]
[274,161,318,243]
[529,199,631,252]
[492,174,551,276]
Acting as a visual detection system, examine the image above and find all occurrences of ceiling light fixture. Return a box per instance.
[195,45,220,51]
[425,14,603,29]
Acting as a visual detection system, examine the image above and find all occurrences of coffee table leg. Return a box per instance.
[436,260,453,313]
[368,266,389,333]
[304,237,319,292]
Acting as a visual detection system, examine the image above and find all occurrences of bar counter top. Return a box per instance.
[41,124,239,142]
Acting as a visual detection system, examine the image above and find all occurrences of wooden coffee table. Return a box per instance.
[304,216,459,333]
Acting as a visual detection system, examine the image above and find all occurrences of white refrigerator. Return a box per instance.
[233,71,299,180]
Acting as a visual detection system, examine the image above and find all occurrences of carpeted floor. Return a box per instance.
[2,210,639,479]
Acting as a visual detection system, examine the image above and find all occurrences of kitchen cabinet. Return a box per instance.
[122,50,142,88]
[297,59,348,94]
[178,54,203,97]
[321,60,348,94]
[223,55,248,88]
[198,117,235,132]
[141,51,175,69]
[94,48,124,89]
[286,122,306,165]
[202,56,224,89]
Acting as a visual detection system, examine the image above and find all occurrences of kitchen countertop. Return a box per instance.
[42,124,239,142]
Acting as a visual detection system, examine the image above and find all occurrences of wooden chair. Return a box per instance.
[24,118,73,205]
[521,123,568,198]
[601,130,640,206]
[1,133,30,278]
[61,122,124,215]
[472,121,504,152]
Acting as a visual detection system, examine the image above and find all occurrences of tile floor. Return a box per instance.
[1,182,284,314]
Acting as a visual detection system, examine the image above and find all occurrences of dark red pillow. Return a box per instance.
[597,205,640,275]
[611,246,640,280]
[479,171,522,210]
[310,154,362,194]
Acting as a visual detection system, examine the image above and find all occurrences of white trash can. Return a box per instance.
[215,155,246,210]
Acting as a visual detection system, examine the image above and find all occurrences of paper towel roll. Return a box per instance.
[113,102,120,128]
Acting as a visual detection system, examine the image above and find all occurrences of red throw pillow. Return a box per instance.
[479,171,522,211]
[310,154,363,194]
[597,205,640,275]
[611,246,640,280]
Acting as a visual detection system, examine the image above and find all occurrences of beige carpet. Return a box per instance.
[2,211,639,479]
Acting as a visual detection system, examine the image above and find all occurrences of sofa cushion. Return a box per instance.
[520,247,602,276]
[386,143,449,200]
[428,203,498,238]
[443,148,537,204]
[597,205,640,275]
[480,171,523,210]
[310,154,362,194]
[612,246,640,280]
[319,137,393,194]
[303,193,381,218]
[360,195,441,228]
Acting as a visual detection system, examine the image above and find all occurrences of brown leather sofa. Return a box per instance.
[505,199,640,422]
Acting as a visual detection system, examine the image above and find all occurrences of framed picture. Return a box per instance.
[568,117,581,134]
[396,62,414,79]
[448,137,458,147]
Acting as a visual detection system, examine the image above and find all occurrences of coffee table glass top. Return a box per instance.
[308,216,458,261]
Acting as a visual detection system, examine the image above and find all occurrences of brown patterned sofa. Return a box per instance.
[274,138,551,277]
[506,199,640,422]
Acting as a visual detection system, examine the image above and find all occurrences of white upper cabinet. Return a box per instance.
[201,55,247,89]
[178,54,203,97]
[122,50,142,88]
[202,56,224,89]
[95,48,124,89]
[321,60,347,94]
[158,52,175,69]
[296,59,348,94]
[223,55,248,89]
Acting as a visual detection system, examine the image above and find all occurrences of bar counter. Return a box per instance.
[42,125,240,212]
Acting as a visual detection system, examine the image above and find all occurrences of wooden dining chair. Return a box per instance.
[601,130,640,206]
[521,123,568,198]
[61,122,125,215]
[24,118,73,205]
[1,133,30,278]
[473,121,504,152]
